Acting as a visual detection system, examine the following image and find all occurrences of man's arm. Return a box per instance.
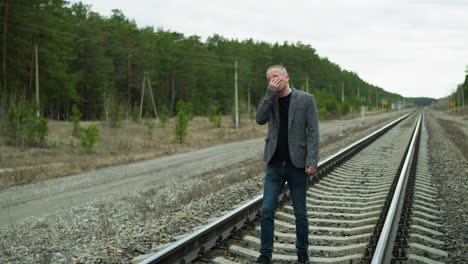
[256,89,277,125]
[305,95,320,168]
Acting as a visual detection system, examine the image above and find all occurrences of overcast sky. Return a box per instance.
[69,0,468,99]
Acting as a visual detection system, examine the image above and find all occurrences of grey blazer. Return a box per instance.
[256,87,319,168]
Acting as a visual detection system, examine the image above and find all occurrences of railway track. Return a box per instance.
[138,112,448,264]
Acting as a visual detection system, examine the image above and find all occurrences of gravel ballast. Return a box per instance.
[425,110,468,263]
[0,111,411,264]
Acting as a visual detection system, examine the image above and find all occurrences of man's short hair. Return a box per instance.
[266,65,288,76]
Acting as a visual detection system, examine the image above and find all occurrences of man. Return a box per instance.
[255,65,319,264]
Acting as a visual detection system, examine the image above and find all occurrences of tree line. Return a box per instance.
[449,66,467,108]
[1,0,407,123]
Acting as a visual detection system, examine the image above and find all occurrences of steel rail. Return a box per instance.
[140,112,413,264]
[371,114,422,264]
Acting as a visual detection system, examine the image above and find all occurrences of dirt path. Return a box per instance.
[0,138,262,227]
[0,111,407,228]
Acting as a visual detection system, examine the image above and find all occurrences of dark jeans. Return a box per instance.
[260,160,309,257]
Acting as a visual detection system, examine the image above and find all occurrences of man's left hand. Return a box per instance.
[305,166,317,174]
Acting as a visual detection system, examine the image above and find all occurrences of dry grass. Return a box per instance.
[436,118,468,161]
[0,110,399,189]
[0,116,266,189]
[432,105,468,117]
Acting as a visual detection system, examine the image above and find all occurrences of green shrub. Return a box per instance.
[132,105,141,123]
[105,96,125,128]
[71,104,81,137]
[312,89,339,115]
[325,98,339,113]
[208,103,222,128]
[184,102,194,121]
[145,120,155,137]
[6,103,48,147]
[159,105,169,127]
[173,101,191,143]
[7,104,23,144]
[80,125,99,152]
[349,97,361,112]
[340,102,350,116]
[249,105,255,120]
[27,117,48,145]
[318,107,329,120]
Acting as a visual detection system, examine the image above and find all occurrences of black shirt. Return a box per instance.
[272,93,291,163]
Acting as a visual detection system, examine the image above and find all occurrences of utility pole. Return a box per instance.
[459,86,463,112]
[449,92,455,115]
[375,92,378,109]
[171,71,176,115]
[306,75,309,93]
[29,44,34,92]
[34,37,40,116]
[360,93,365,119]
[234,59,239,129]
[127,52,132,118]
[462,83,465,109]
[451,92,453,108]
[341,82,344,103]
[139,74,146,120]
[368,88,371,108]
[139,72,158,119]
[247,81,251,117]
[2,0,8,90]
[104,83,110,150]
[146,72,158,119]
[458,84,462,110]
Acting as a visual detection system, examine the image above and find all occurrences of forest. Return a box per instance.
[0,0,414,124]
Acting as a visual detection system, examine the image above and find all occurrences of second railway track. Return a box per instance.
[140,112,449,264]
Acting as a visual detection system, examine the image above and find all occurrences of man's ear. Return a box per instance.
[284,74,289,82]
